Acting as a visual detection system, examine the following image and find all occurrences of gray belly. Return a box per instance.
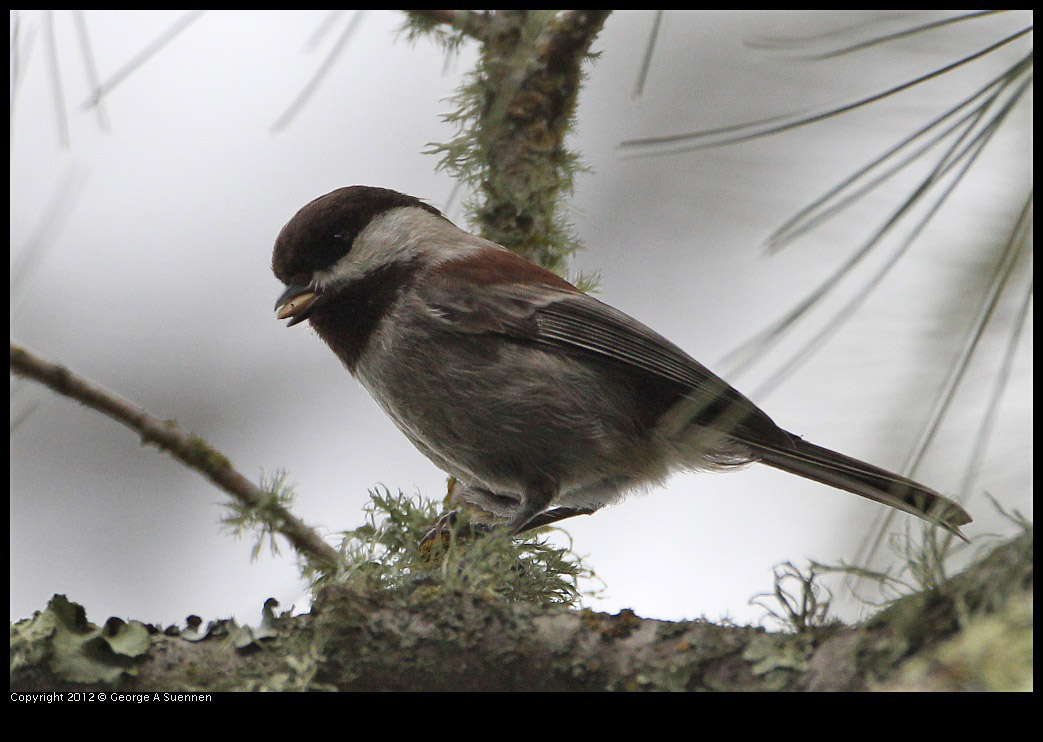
[354,328,655,505]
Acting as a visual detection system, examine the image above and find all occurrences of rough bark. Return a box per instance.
[10,529,1031,692]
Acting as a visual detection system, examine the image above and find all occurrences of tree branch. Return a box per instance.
[10,342,341,570]
[404,9,489,41]
[11,528,1031,691]
[420,10,611,273]
[476,10,611,269]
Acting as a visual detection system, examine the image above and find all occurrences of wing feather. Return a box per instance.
[421,271,786,446]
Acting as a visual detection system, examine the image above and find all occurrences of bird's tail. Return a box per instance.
[752,436,972,541]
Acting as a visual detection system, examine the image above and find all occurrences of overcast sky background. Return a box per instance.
[11,10,1032,628]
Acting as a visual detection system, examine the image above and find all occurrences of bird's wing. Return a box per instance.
[420,255,787,446]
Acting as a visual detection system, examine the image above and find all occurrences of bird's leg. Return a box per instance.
[421,479,590,549]
[501,480,558,536]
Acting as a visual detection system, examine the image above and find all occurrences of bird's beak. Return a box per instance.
[275,283,324,327]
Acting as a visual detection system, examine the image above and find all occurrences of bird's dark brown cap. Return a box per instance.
[271,186,443,285]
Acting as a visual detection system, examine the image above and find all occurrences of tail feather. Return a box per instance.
[752,436,972,541]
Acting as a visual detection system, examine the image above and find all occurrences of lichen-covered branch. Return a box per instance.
[422,9,612,273]
[10,529,1031,691]
[10,343,341,570]
[405,9,490,41]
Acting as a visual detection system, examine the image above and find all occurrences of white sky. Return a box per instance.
[10,10,1033,628]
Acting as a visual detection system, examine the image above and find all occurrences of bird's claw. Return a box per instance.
[418,510,493,555]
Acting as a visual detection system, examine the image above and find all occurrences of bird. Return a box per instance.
[272,185,971,541]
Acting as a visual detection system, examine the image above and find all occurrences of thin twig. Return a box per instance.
[9,343,341,570]
[720,66,1032,376]
[81,9,204,109]
[271,10,366,133]
[306,10,344,51]
[10,11,39,122]
[43,10,69,149]
[805,10,1012,61]
[746,11,913,50]
[621,25,1032,154]
[633,10,663,98]
[747,96,1017,398]
[767,52,1032,250]
[72,10,109,132]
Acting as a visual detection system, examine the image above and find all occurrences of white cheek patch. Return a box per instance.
[313,207,497,290]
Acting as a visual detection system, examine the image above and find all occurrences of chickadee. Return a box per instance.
[273,186,971,540]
